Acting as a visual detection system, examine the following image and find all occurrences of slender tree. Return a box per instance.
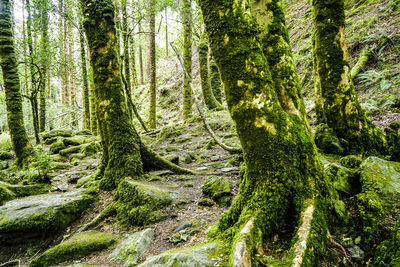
[0,0,32,166]
[182,0,192,119]
[313,0,386,155]
[209,57,222,104]
[148,0,156,129]
[79,23,90,129]
[39,0,49,132]
[199,0,330,265]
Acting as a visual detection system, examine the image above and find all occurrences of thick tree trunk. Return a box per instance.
[313,0,386,155]
[0,0,32,167]
[79,24,90,130]
[148,0,156,129]
[39,0,49,132]
[182,0,192,120]
[199,0,330,265]
[198,33,222,111]
[81,0,143,189]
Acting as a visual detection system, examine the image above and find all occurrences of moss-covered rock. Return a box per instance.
[49,140,66,154]
[0,150,13,160]
[29,231,115,267]
[74,129,93,136]
[324,163,356,194]
[111,228,154,266]
[114,179,173,226]
[50,162,72,171]
[202,176,232,207]
[62,136,85,147]
[138,243,220,266]
[0,189,94,243]
[41,129,72,140]
[356,157,400,244]
[0,183,15,205]
[0,181,50,198]
[59,145,82,156]
[80,142,101,157]
[372,222,400,266]
[314,124,345,155]
[340,155,362,168]
[385,122,400,161]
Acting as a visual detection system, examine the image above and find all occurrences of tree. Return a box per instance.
[39,0,50,132]
[181,0,192,120]
[199,0,330,265]
[79,23,90,130]
[0,0,32,166]
[209,56,222,104]
[313,0,386,155]
[148,0,157,129]
[198,32,222,111]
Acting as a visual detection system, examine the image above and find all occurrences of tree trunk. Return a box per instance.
[0,0,32,167]
[198,32,222,111]
[122,1,133,118]
[148,0,156,129]
[182,0,192,120]
[313,0,386,155]
[68,24,78,129]
[88,64,97,135]
[130,36,138,91]
[81,0,143,190]
[165,8,168,57]
[79,23,90,130]
[39,0,49,132]
[209,56,222,104]
[199,0,331,265]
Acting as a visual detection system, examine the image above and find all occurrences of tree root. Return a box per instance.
[77,203,116,233]
[350,49,371,79]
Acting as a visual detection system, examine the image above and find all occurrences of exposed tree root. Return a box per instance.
[77,203,116,233]
[350,49,371,79]
[292,200,314,267]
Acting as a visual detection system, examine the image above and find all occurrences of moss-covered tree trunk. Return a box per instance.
[313,0,386,155]
[199,0,330,265]
[81,0,143,189]
[182,0,192,120]
[39,0,49,132]
[68,25,78,129]
[0,0,32,166]
[198,33,222,111]
[209,57,222,104]
[121,0,133,117]
[88,64,97,134]
[148,0,156,129]
[79,23,90,130]
[138,43,144,85]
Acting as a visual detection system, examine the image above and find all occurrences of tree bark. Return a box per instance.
[39,0,49,132]
[148,0,157,129]
[199,0,330,265]
[198,32,222,111]
[79,23,91,130]
[313,0,386,155]
[209,56,222,104]
[182,0,192,120]
[68,23,78,128]
[0,0,32,167]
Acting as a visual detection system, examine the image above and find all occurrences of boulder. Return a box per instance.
[138,243,220,267]
[114,179,174,226]
[74,129,93,136]
[202,176,232,207]
[29,231,115,267]
[340,155,362,169]
[0,189,94,244]
[0,181,50,198]
[62,136,85,147]
[111,228,155,266]
[324,163,356,194]
[41,129,72,140]
[49,140,66,154]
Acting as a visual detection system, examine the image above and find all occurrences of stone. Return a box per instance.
[340,155,362,169]
[210,155,220,162]
[324,163,356,194]
[114,179,174,226]
[49,140,66,154]
[138,243,220,267]
[0,161,8,170]
[220,167,239,173]
[50,162,72,171]
[0,181,50,198]
[314,123,345,155]
[111,228,155,266]
[148,170,173,176]
[0,151,13,160]
[74,129,93,136]
[0,189,94,244]
[202,176,232,207]
[348,245,365,259]
[41,129,72,140]
[174,222,192,232]
[29,231,115,267]
[198,198,214,207]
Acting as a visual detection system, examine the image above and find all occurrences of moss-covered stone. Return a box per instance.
[314,124,345,155]
[62,136,85,147]
[41,129,73,140]
[0,150,13,160]
[114,179,173,226]
[50,162,72,171]
[0,183,15,205]
[324,163,356,195]
[138,243,220,266]
[112,228,154,266]
[202,176,232,207]
[0,181,50,197]
[29,231,115,267]
[59,145,81,156]
[0,189,94,243]
[384,121,400,161]
[74,129,93,136]
[80,142,101,156]
[340,155,362,168]
[372,222,400,266]
[49,139,66,154]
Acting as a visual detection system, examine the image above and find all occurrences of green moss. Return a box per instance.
[0,150,13,160]
[372,222,400,266]
[1,181,50,197]
[314,124,345,155]
[49,140,66,154]
[29,231,115,267]
[384,122,400,161]
[202,176,232,207]
[340,155,362,168]
[41,129,73,140]
[50,162,72,171]
[0,183,16,205]
[114,179,173,226]
[62,136,85,146]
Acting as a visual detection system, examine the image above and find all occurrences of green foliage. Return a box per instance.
[30,146,52,178]
[0,133,12,151]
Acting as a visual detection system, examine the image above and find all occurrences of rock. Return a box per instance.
[49,140,66,154]
[340,155,362,168]
[50,162,72,171]
[29,231,115,267]
[0,161,8,170]
[111,228,154,266]
[314,123,345,155]
[0,189,94,244]
[114,179,174,226]
[62,136,85,147]
[174,222,192,232]
[43,137,59,145]
[138,243,219,267]
[198,198,214,207]
[210,155,220,162]
[41,129,72,140]
[59,145,82,156]
[202,176,232,207]
[148,170,173,176]
[183,154,193,164]
[0,183,15,205]
[0,151,13,160]
[74,129,93,136]
[0,181,50,197]
[324,163,356,194]
[348,245,365,259]
[220,167,239,173]
[80,142,101,156]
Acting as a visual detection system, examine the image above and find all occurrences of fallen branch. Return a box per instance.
[350,49,371,79]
